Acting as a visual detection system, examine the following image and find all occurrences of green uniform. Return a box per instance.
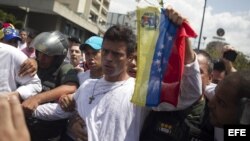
[27,63,79,141]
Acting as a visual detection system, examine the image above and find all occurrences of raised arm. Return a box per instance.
[165,7,195,64]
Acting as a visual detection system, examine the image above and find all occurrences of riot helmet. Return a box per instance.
[30,31,68,56]
[31,31,69,69]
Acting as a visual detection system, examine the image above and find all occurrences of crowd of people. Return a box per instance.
[0,6,249,141]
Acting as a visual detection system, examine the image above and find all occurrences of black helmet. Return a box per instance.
[30,31,68,56]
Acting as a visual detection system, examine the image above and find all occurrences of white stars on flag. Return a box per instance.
[155,59,161,66]
[157,51,162,57]
[168,36,173,41]
[151,34,173,75]
[158,68,162,72]
[160,44,164,49]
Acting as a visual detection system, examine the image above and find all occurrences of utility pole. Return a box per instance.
[197,0,207,50]
[23,7,29,29]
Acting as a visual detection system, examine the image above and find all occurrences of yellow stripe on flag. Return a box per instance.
[131,7,160,106]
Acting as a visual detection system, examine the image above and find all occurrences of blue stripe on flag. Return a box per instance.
[146,9,178,107]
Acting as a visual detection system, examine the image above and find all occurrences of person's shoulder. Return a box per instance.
[77,70,85,77]
[79,78,97,89]
[0,42,27,59]
[120,77,136,91]
[58,63,79,82]
[59,63,76,73]
[127,77,136,84]
[0,42,18,52]
[84,78,97,84]
[61,62,75,69]
[78,70,90,81]
[78,70,90,76]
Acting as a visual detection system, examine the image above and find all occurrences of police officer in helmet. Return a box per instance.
[22,31,79,141]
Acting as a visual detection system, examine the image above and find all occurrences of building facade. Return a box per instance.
[0,0,110,41]
[106,11,137,34]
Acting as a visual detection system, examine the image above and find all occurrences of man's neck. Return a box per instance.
[104,72,130,82]
[90,69,103,79]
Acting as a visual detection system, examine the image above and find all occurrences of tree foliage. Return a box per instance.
[0,9,23,28]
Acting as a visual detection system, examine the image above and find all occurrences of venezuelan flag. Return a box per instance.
[131,7,197,107]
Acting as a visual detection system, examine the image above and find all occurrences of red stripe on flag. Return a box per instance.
[160,21,197,107]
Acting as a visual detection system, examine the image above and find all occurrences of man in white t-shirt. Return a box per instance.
[74,25,142,141]
[0,42,42,100]
[77,36,103,83]
[62,36,104,141]
[17,29,28,50]
[61,8,202,141]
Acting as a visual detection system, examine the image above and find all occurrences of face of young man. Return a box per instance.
[19,31,28,42]
[37,52,55,69]
[101,40,130,82]
[26,37,35,52]
[84,46,102,71]
[127,51,137,78]
[70,45,82,67]
[208,79,241,127]
[212,70,225,84]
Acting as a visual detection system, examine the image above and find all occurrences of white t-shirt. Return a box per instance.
[33,70,92,120]
[17,41,27,50]
[75,77,147,141]
[204,82,217,101]
[78,70,90,84]
[33,102,73,120]
[0,43,42,99]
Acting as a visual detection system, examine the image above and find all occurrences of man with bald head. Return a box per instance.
[208,70,250,126]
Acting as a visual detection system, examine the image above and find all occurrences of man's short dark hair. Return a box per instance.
[68,36,81,44]
[103,25,136,56]
[213,59,225,72]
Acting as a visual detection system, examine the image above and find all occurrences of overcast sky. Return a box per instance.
[108,0,250,55]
